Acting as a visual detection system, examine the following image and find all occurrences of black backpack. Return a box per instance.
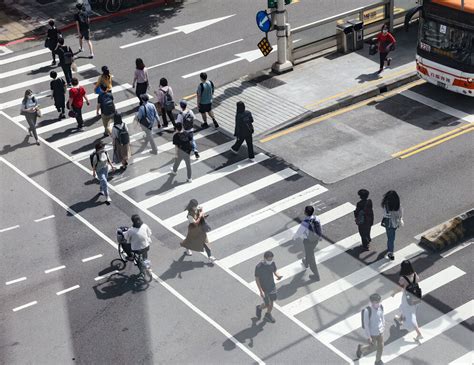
[163,88,174,111]
[307,218,322,242]
[63,47,73,65]
[182,111,194,130]
[114,124,130,145]
[100,93,115,115]
[138,104,153,129]
[361,305,383,329]
[404,275,422,305]
[89,151,99,168]
[178,132,192,153]
[356,201,368,225]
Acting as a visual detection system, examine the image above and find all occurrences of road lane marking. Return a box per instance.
[0,46,13,56]
[0,224,20,233]
[148,39,243,70]
[6,277,27,285]
[44,265,66,274]
[449,351,474,365]
[82,254,103,262]
[94,271,119,281]
[0,48,49,65]
[12,301,38,312]
[359,300,474,365]
[0,60,54,79]
[56,285,80,295]
[260,79,425,143]
[441,241,472,258]
[34,214,55,222]
[282,243,425,316]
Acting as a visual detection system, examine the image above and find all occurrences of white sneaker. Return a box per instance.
[90,53,94,59]
[208,256,216,263]
[169,167,177,175]
[184,249,192,256]
[187,178,193,183]
[106,196,112,203]
[78,48,83,52]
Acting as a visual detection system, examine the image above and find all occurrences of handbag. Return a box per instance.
[36,108,42,118]
[71,62,78,72]
[68,110,76,118]
[200,216,212,233]
[94,85,103,95]
[381,217,390,228]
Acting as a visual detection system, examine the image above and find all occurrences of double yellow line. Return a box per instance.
[392,123,474,159]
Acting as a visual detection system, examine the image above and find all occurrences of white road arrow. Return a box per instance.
[120,14,235,49]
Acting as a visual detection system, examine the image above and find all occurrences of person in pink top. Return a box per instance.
[132,58,149,105]
[376,24,396,74]
[154,77,176,130]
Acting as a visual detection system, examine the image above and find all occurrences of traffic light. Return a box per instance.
[268,0,292,8]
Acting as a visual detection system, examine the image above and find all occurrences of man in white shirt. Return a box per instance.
[357,293,385,365]
[124,214,152,259]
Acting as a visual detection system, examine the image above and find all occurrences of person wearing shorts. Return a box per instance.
[74,3,94,58]
[196,72,219,129]
[255,251,282,323]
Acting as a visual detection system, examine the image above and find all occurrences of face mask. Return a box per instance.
[264,259,273,265]
[372,302,380,309]
[382,29,388,35]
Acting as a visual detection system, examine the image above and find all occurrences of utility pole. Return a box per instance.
[272,0,293,74]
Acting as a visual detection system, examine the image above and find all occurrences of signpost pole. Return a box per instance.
[272,0,293,74]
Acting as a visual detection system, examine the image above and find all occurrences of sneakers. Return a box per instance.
[201,122,209,129]
[150,150,158,155]
[36,141,40,146]
[90,54,94,59]
[194,152,200,159]
[208,256,216,263]
[77,127,84,132]
[184,249,192,256]
[387,57,392,66]
[169,167,177,176]
[394,315,403,327]
[212,119,219,128]
[301,258,307,269]
[99,191,104,196]
[230,147,238,155]
[414,334,423,342]
[255,305,262,320]
[264,312,276,323]
[386,252,395,260]
[51,60,56,66]
[374,361,384,365]
[59,113,65,119]
[356,344,362,359]
[187,178,193,183]
[78,48,83,53]
[105,196,112,204]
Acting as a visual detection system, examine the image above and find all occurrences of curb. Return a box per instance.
[0,0,169,47]
[259,70,419,138]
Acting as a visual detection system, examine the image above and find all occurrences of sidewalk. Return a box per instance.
[186,25,419,138]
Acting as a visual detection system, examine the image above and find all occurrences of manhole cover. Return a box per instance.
[37,0,56,4]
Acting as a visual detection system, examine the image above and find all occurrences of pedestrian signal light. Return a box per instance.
[257,37,273,57]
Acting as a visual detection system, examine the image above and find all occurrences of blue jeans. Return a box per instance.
[386,227,396,253]
[97,167,109,197]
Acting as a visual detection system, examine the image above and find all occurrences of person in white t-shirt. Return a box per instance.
[124,214,152,259]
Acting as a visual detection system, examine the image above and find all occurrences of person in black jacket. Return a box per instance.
[230,101,255,160]
[354,189,374,250]
[55,37,73,86]
[45,20,61,66]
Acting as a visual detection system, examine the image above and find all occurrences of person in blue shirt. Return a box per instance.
[136,94,160,155]
[196,72,219,129]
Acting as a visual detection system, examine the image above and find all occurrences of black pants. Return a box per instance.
[61,63,72,85]
[133,246,149,260]
[136,82,148,104]
[232,135,255,159]
[73,106,84,128]
[358,224,372,247]
[379,52,388,70]
[160,107,176,128]
[203,243,211,258]
[303,240,318,275]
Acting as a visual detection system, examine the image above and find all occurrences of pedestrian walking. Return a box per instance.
[20,89,41,146]
[170,123,193,182]
[255,251,282,323]
[68,77,89,131]
[123,214,151,259]
[74,3,94,58]
[376,24,396,74]
[111,113,131,170]
[55,37,74,86]
[45,19,61,66]
[95,65,113,94]
[196,72,219,129]
[356,293,385,365]
[154,77,176,129]
[354,189,374,250]
[91,141,115,204]
[132,58,149,105]
[50,70,66,119]
[230,101,255,160]
[176,99,199,159]
[381,190,403,260]
[180,199,216,262]
[392,260,423,342]
[136,94,159,154]
[96,84,116,136]
[293,205,322,280]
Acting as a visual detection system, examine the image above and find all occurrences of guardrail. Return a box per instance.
[289,0,418,63]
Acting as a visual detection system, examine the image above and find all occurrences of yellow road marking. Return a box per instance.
[304,66,415,109]
[183,93,196,100]
[260,79,424,143]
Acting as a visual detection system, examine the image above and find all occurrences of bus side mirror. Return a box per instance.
[404,5,423,32]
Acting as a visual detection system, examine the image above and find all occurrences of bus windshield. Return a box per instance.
[420,18,474,66]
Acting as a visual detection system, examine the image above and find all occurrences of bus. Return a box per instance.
[405,0,474,96]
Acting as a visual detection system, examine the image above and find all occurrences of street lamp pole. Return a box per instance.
[272,0,293,74]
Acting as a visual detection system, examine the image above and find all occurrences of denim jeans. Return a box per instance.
[97,167,109,197]
[386,227,396,253]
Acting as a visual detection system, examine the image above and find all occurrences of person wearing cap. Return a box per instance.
[354,189,374,250]
[176,99,199,159]
[356,293,385,365]
[136,94,160,155]
[255,251,282,323]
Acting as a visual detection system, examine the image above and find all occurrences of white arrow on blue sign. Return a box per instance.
[256,10,271,33]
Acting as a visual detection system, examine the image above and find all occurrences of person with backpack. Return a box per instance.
[20,89,41,146]
[293,205,322,280]
[354,189,374,250]
[95,66,113,94]
[381,190,403,260]
[170,123,193,183]
[356,293,385,365]
[196,72,219,129]
[68,77,89,132]
[255,251,283,323]
[74,3,94,58]
[91,141,115,204]
[230,101,255,160]
[50,70,66,120]
[136,94,159,155]
[133,58,149,105]
[55,37,73,86]
[376,24,396,74]
[96,84,116,136]
[176,100,199,159]
[45,19,61,66]
[392,260,423,342]
[154,77,176,129]
[111,113,131,171]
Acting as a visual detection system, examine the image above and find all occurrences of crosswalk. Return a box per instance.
[2,47,472,364]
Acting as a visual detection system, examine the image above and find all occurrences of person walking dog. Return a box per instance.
[354,189,374,250]
[230,101,255,160]
[381,190,403,260]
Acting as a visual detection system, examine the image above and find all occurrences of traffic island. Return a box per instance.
[419,209,474,252]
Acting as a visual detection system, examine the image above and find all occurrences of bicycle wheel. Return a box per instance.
[105,0,122,12]
[118,243,128,262]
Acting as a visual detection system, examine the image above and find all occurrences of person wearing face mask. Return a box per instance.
[20,89,41,146]
[255,251,283,323]
[376,24,396,74]
[356,293,385,365]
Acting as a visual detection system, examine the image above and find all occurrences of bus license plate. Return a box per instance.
[437,81,447,88]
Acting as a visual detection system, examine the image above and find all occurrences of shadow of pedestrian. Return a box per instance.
[160,253,208,280]
[67,193,104,214]
[222,318,266,350]
[356,72,382,83]
[0,135,31,155]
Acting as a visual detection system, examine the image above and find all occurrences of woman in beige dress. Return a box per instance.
[111,113,131,170]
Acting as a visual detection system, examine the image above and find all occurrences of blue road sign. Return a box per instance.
[256,10,271,33]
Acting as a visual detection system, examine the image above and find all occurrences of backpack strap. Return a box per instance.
[366,306,372,321]
[403,275,412,285]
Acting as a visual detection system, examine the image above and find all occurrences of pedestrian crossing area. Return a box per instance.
[2,47,472,364]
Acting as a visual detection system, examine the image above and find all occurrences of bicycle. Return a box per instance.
[117,227,153,282]
[89,0,123,13]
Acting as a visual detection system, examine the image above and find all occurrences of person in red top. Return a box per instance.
[376,24,396,74]
[68,77,89,131]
